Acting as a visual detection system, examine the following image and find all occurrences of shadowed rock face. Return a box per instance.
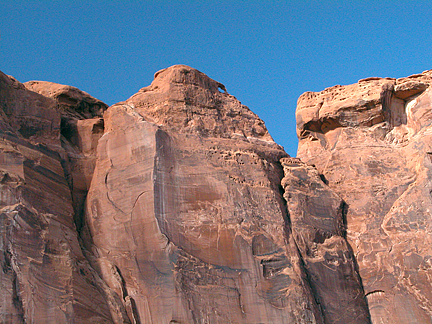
[0,71,125,323]
[297,70,432,323]
[281,157,370,324]
[0,65,374,323]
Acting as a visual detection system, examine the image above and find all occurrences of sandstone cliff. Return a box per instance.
[2,64,429,323]
[297,70,432,323]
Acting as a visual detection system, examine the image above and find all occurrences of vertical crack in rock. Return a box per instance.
[11,261,25,323]
[0,71,131,323]
[113,265,141,324]
[1,243,25,323]
[281,157,371,323]
[153,128,173,237]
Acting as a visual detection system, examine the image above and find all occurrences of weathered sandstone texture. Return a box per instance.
[81,66,330,323]
[0,71,123,323]
[297,70,432,323]
[11,63,432,323]
[281,157,370,323]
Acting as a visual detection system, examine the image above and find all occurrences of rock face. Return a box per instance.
[297,70,432,323]
[12,64,432,323]
[281,158,370,323]
[0,71,124,323]
[81,66,327,323]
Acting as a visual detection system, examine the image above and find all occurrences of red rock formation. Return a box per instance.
[0,71,128,323]
[82,66,325,323]
[281,157,370,323]
[23,80,107,233]
[0,65,375,323]
[297,70,432,323]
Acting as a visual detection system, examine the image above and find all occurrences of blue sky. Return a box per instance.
[1,1,432,156]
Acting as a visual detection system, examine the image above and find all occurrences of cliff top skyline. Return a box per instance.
[1,0,432,156]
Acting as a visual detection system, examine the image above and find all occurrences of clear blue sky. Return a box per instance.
[1,1,432,156]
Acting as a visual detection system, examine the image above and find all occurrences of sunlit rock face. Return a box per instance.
[0,65,374,323]
[8,64,432,323]
[297,70,432,323]
[82,65,325,323]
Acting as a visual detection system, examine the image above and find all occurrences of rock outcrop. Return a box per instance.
[81,66,327,323]
[0,71,123,323]
[6,64,432,323]
[297,70,432,323]
[281,158,370,323]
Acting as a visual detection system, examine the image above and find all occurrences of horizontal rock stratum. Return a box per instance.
[0,65,430,323]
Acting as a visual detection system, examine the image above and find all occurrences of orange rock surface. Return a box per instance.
[9,65,432,323]
[297,70,432,323]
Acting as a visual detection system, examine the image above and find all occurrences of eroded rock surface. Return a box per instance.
[1,64,405,323]
[281,157,370,323]
[297,70,432,323]
[0,71,127,323]
[82,65,327,323]
[23,80,108,233]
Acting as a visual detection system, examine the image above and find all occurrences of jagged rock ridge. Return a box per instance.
[3,64,430,323]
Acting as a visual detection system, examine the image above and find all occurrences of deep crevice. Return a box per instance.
[12,265,25,323]
[319,173,329,185]
[3,248,25,323]
[276,158,326,322]
[338,200,348,238]
[114,261,141,324]
[274,159,292,236]
[341,204,372,322]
